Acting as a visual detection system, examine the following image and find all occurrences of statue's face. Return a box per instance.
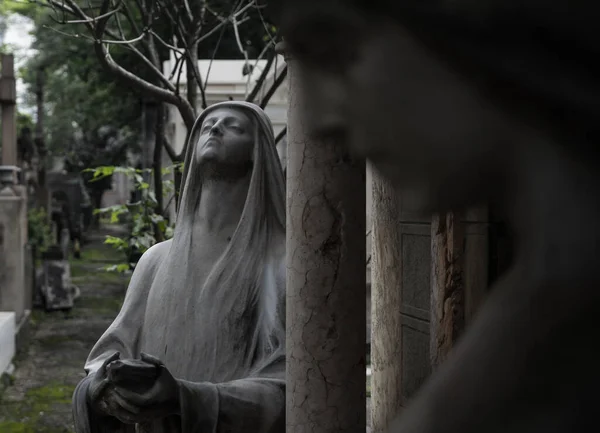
[195,107,255,166]
[283,5,509,208]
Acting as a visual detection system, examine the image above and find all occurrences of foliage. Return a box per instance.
[27,207,53,254]
[87,164,182,273]
[20,7,143,167]
[30,0,283,162]
[17,112,34,131]
[0,1,38,18]
[1,0,35,44]
[9,0,286,222]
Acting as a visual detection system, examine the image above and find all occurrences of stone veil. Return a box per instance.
[72,101,286,433]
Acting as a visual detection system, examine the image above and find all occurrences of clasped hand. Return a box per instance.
[88,352,180,424]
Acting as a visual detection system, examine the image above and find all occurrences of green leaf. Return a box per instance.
[116,264,130,273]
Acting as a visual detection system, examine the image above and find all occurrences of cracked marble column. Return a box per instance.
[370,169,403,433]
[281,43,367,433]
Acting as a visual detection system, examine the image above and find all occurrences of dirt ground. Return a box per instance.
[0,226,130,433]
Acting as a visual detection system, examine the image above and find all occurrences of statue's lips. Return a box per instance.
[204,137,222,147]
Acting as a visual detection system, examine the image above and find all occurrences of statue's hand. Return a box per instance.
[87,351,121,416]
[107,357,160,393]
[107,352,181,424]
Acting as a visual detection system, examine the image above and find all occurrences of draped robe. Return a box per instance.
[72,101,287,433]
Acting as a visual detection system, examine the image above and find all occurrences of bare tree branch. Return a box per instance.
[120,0,142,35]
[41,0,197,130]
[163,133,178,162]
[150,30,184,54]
[156,0,205,110]
[182,0,194,22]
[246,46,275,103]
[57,5,122,24]
[38,0,280,164]
[275,126,286,145]
[102,33,146,44]
[259,65,287,109]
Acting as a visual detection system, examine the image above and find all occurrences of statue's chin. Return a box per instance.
[195,150,220,165]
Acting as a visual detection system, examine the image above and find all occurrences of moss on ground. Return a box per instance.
[0,383,75,433]
[70,243,130,284]
[70,268,127,285]
[73,295,123,316]
[76,241,123,263]
[36,334,72,349]
[26,383,74,404]
[0,227,131,433]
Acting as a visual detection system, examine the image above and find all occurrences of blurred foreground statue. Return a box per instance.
[276,0,599,432]
[72,101,286,433]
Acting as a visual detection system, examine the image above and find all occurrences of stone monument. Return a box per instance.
[278,1,599,432]
[0,165,28,324]
[39,244,75,311]
[72,101,286,433]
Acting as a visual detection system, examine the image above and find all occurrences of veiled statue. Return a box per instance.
[72,101,286,433]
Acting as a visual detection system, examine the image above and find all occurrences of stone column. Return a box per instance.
[430,206,490,367]
[1,53,17,166]
[430,212,465,368]
[282,43,367,433]
[0,166,27,323]
[370,168,403,433]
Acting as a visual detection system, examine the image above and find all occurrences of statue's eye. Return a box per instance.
[231,125,244,133]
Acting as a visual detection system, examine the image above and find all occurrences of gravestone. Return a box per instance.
[0,312,16,375]
[40,245,74,311]
[0,165,28,324]
[46,171,93,256]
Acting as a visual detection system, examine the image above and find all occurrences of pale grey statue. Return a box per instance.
[72,101,286,433]
[277,0,599,432]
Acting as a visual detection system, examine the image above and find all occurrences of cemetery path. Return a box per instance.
[0,225,129,433]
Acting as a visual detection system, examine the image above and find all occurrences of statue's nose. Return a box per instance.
[210,122,224,136]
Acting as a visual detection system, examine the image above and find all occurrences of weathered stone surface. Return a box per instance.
[370,168,403,433]
[40,247,74,311]
[285,48,367,433]
[0,312,16,376]
[0,175,28,323]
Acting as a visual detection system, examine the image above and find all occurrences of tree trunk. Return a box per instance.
[141,100,157,172]
[284,44,367,433]
[91,190,103,229]
[35,67,47,191]
[153,103,165,242]
[185,40,200,112]
[370,167,403,432]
